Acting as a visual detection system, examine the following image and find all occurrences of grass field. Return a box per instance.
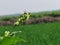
[0,22,60,45]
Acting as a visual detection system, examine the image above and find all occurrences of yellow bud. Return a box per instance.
[18,18,21,21]
[0,36,4,40]
[5,31,10,37]
[14,21,19,25]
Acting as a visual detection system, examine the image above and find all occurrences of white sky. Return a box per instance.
[0,0,60,15]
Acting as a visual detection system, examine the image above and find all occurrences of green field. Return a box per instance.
[0,22,60,45]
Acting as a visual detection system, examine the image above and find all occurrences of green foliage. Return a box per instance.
[0,37,20,45]
[2,17,11,21]
[30,10,60,18]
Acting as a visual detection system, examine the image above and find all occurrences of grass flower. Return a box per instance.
[14,21,19,26]
[9,31,22,37]
[0,36,4,40]
[4,31,10,37]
